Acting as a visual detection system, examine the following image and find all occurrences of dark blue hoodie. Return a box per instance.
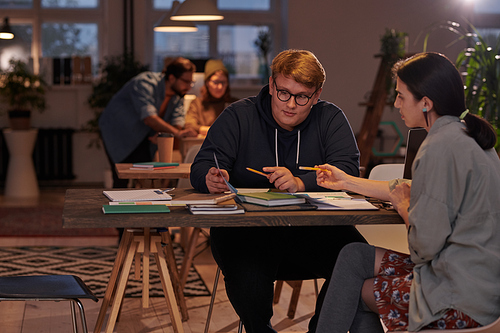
[190,84,360,193]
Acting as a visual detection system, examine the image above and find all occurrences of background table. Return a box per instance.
[115,163,191,180]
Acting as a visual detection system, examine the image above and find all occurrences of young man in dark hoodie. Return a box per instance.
[190,49,367,332]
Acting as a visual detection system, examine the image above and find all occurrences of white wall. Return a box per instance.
[287,0,473,138]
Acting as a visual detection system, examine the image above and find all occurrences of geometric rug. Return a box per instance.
[0,244,210,297]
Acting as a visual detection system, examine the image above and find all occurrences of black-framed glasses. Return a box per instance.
[177,77,195,87]
[273,81,318,106]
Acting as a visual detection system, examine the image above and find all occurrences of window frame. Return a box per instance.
[147,0,287,82]
[1,0,106,74]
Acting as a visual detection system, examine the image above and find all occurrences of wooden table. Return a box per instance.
[115,163,191,180]
[63,188,403,333]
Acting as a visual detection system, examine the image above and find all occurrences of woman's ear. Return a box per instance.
[422,96,434,112]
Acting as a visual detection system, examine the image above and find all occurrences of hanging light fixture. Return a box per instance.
[170,0,224,21]
[0,17,14,40]
[154,0,198,32]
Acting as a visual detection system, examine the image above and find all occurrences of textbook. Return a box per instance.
[131,162,179,169]
[170,192,237,205]
[102,204,170,214]
[188,203,245,215]
[237,192,305,207]
[103,189,172,202]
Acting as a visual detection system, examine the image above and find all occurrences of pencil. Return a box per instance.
[246,167,270,177]
[299,166,328,172]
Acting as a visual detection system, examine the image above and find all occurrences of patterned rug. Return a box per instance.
[0,245,210,297]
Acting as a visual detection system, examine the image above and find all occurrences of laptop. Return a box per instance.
[403,128,427,179]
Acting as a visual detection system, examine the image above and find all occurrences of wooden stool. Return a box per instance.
[93,228,187,333]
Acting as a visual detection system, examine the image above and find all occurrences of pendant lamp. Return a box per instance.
[170,0,224,21]
[154,0,198,32]
[0,17,14,40]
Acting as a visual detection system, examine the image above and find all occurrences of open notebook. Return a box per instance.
[403,128,427,179]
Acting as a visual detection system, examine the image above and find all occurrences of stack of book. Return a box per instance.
[237,192,306,207]
[129,162,179,170]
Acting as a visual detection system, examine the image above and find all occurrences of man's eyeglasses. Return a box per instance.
[273,81,318,106]
[177,77,195,87]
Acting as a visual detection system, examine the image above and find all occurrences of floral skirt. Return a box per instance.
[373,250,481,331]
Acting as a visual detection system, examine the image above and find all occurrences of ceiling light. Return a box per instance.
[170,0,224,22]
[0,17,14,40]
[154,0,198,32]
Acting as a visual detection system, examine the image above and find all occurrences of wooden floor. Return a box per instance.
[0,188,321,333]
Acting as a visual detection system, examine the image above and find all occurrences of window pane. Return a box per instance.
[218,25,270,81]
[153,26,209,72]
[0,24,32,70]
[153,0,172,9]
[41,0,98,8]
[218,0,269,10]
[153,0,271,10]
[41,23,98,72]
[475,0,500,14]
[0,0,31,8]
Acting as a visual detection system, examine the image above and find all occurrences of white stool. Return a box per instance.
[3,128,39,199]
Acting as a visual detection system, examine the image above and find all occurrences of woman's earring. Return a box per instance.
[422,107,429,126]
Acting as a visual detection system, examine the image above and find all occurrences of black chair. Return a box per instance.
[0,275,98,333]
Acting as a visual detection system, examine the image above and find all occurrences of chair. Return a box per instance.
[0,274,98,333]
[204,266,318,333]
[391,316,500,333]
[356,163,409,254]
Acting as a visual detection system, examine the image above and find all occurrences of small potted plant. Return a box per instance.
[0,59,47,130]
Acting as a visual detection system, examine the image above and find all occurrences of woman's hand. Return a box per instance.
[263,166,305,193]
[316,164,348,191]
[389,182,411,226]
[205,167,230,193]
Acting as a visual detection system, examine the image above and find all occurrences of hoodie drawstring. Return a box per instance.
[274,128,301,168]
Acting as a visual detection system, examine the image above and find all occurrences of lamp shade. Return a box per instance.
[170,0,224,21]
[0,17,14,40]
[154,0,198,32]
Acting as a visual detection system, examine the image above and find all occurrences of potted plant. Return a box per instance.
[0,59,47,130]
[422,21,500,149]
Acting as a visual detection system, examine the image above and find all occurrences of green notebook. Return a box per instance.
[102,204,170,214]
[237,192,306,207]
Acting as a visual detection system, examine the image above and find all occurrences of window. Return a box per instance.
[151,0,284,83]
[0,0,102,75]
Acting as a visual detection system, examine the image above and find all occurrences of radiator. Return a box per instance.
[0,128,75,181]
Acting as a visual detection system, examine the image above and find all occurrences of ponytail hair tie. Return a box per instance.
[459,109,469,120]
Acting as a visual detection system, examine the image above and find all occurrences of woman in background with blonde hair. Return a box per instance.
[185,59,237,135]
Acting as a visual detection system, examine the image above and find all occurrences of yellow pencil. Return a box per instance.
[299,166,328,172]
[246,167,270,177]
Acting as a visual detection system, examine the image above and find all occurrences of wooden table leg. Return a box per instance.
[160,230,189,321]
[154,239,185,333]
[179,227,201,289]
[94,229,133,333]
[142,227,151,308]
[105,239,139,333]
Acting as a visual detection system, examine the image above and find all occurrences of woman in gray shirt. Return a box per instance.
[315,52,500,332]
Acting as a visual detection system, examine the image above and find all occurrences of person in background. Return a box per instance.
[99,56,198,188]
[184,59,238,136]
[314,52,500,332]
[190,49,367,333]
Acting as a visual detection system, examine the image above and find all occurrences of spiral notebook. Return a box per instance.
[102,189,172,202]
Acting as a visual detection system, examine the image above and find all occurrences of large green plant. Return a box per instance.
[0,59,47,113]
[84,53,149,147]
[423,21,500,146]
